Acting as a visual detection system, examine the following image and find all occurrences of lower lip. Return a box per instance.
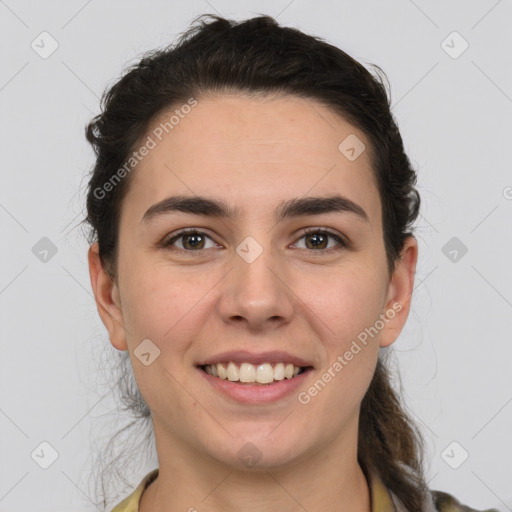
[198,367,313,404]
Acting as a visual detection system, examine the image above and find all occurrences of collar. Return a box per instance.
[111,468,405,512]
[367,470,403,512]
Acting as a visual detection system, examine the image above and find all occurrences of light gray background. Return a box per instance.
[1,0,511,510]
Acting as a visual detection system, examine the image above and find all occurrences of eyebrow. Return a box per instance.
[141,194,369,224]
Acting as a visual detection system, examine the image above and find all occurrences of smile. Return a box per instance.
[201,362,306,385]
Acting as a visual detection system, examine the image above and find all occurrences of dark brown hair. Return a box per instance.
[84,14,427,510]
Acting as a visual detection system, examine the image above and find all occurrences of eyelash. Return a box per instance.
[161,227,348,254]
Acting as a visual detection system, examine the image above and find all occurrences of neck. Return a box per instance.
[140,421,371,512]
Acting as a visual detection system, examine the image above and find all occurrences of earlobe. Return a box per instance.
[87,243,128,351]
[379,236,418,348]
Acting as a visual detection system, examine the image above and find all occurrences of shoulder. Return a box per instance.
[110,469,159,512]
[430,489,500,512]
[370,469,499,512]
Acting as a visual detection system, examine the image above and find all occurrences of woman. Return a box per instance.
[84,14,499,512]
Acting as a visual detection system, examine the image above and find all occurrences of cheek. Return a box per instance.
[119,260,203,350]
[119,267,206,407]
[300,266,387,348]
[294,265,385,407]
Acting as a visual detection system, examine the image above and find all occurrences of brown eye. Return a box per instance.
[295,229,347,252]
[164,230,217,251]
[305,232,329,250]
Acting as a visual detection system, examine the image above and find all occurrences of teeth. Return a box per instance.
[203,362,305,383]
[255,363,274,384]
[274,362,285,381]
[227,362,239,381]
[239,363,256,382]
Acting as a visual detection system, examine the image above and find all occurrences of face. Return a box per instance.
[89,93,417,471]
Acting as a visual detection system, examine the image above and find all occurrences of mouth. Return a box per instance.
[199,362,313,385]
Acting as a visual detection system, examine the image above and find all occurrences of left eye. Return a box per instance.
[293,229,346,251]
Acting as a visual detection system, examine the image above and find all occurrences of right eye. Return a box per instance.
[162,228,220,252]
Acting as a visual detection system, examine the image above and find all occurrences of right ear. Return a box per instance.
[88,242,128,351]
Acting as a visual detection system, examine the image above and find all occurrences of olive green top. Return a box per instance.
[111,468,499,512]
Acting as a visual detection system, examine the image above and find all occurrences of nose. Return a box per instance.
[217,244,294,332]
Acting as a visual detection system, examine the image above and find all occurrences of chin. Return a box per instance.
[205,433,305,471]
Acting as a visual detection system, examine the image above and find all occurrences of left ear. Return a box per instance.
[379,235,418,348]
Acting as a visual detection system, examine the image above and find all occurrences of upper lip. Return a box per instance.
[197,350,314,368]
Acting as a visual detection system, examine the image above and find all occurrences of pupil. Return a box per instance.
[308,233,326,249]
[185,234,203,249]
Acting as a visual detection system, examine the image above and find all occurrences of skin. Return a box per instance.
[88,93,418,512]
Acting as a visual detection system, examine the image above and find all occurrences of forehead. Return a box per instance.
[123,93,381,226]
[146,93,370,162]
